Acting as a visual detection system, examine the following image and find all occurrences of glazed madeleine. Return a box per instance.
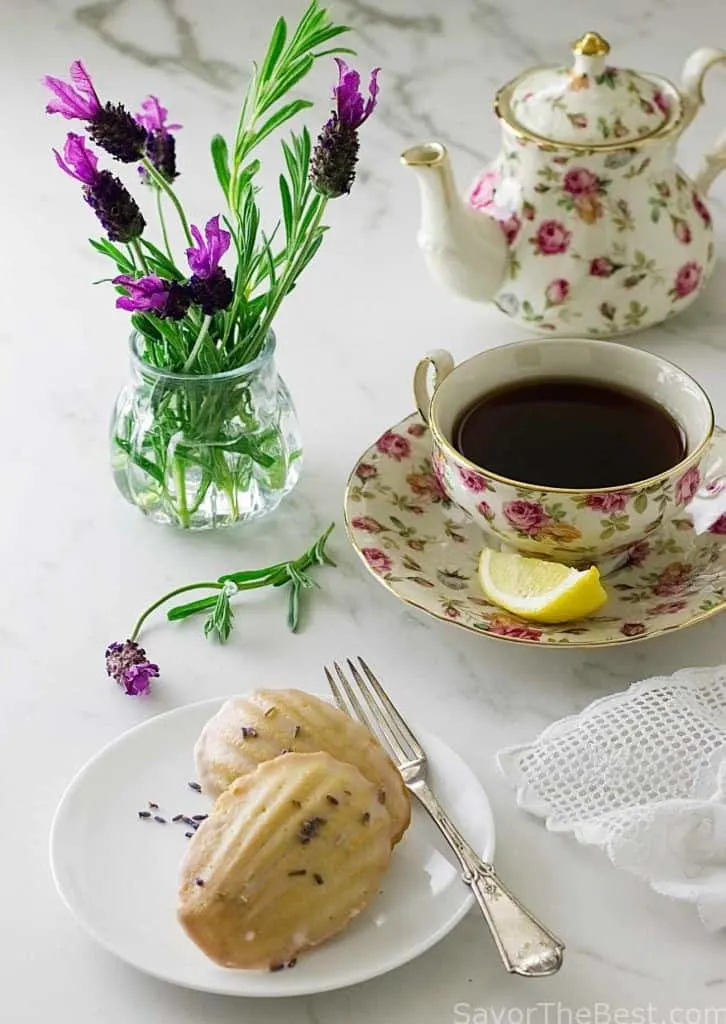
[194,689,410,844]
[178,752,392,970]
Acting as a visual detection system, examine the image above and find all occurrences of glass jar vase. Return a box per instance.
[110,332,302,529]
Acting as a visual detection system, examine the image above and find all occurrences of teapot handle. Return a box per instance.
[681,48,726,195]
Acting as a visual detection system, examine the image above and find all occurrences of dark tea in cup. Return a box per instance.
[453,378,685,489]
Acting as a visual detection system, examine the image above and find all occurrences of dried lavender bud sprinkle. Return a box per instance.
[241,727,258,738]
[294,725,301,738]
[195,877,205,887]
[361,811,370,824]
[192,814,208,822]
[313,873,324,885]
[172,814,183,823]
[185,832,194,839]
[153,815,167,824]
[288,869,307,877]
[188,781,202,793]
[287,958,297,969]
[148,802,159,810]
[138,810,151,819]
[269,963,285,973]
[326,795,339,806]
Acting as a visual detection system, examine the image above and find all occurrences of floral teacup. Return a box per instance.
[414,337,718,570]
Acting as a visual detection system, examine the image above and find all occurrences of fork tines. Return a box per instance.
[323,658,424,768]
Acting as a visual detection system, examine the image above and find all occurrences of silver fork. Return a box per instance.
[324,657,565,978]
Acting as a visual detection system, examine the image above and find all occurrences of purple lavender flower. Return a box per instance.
[105,640,159,696]
[113,275,191,320]
[44,59,101,120]
[53,132,145,241]
[44,60,147,163]
[85,172,146,241]
[185,216,233,314]
[136,95,182,183]
[309,60,380,199]
[53,132,98,185]
[186,216,231,278]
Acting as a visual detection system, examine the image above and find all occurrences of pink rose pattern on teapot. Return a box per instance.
[469,125,715,337]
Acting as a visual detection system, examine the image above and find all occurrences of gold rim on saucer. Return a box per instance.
[343,413,726,649]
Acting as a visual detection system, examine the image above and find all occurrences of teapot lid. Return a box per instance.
[497,32,679,148]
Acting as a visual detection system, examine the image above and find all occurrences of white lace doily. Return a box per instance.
[498,667,726,930]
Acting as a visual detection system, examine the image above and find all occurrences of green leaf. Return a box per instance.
[279,175,294,242]
[254,99,314,147]
[634,492,648,514]
[287,580,301,632]
[140,240,185,280]
[167,594,220,622]
[311,523,336,566]
[261,55,315,109]
[259,16,288,83]
[210,134,231,195]
[312,46,356,58]
[305,24,352,49]
[114,437,164,483]
[288,564,317,589]
[203,589,234,643]
[89,237,135,273]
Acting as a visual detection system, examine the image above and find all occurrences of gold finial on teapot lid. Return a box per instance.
[572,31,610,57]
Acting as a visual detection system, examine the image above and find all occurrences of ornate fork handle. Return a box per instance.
[411,780,564,977]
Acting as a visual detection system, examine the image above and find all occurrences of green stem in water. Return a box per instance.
[130,582,222,641]
[155,187,173,262]
[141,158,193,246]
[174,457,190,528]
[183,314,213,373]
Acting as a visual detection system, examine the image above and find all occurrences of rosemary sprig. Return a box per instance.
[128,523,336,645]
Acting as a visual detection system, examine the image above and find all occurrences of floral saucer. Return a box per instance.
[344,414,726,648]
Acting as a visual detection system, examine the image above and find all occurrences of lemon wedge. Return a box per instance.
[478,548,608,624]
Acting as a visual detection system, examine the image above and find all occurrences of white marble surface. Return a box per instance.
[4,0,726,1020]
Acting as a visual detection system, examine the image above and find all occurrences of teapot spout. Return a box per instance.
[401,142,508,303]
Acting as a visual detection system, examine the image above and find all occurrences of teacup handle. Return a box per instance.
[414,349,455,424]
[687,427,726,535]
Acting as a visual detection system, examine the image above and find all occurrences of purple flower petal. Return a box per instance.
[136,95,182,135]
[53,132,98,185]
[332,58,380,128]
[113,273,169,312]
[105,639,159,696]
[363,68,381,121]
[185,215,231,278]
[44,60,101,120]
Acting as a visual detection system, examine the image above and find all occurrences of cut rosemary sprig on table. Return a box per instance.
[104,523,335,695]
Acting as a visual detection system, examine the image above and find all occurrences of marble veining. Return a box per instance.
[74,0,242,88]
[4,0,726,1021]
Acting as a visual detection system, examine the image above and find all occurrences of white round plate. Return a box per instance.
[50,697,495,997]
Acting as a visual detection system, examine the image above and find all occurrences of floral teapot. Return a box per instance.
[402,32,726,336]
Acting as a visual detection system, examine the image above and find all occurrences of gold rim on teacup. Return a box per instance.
[415,338,714,495]
[414,337,718,570]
